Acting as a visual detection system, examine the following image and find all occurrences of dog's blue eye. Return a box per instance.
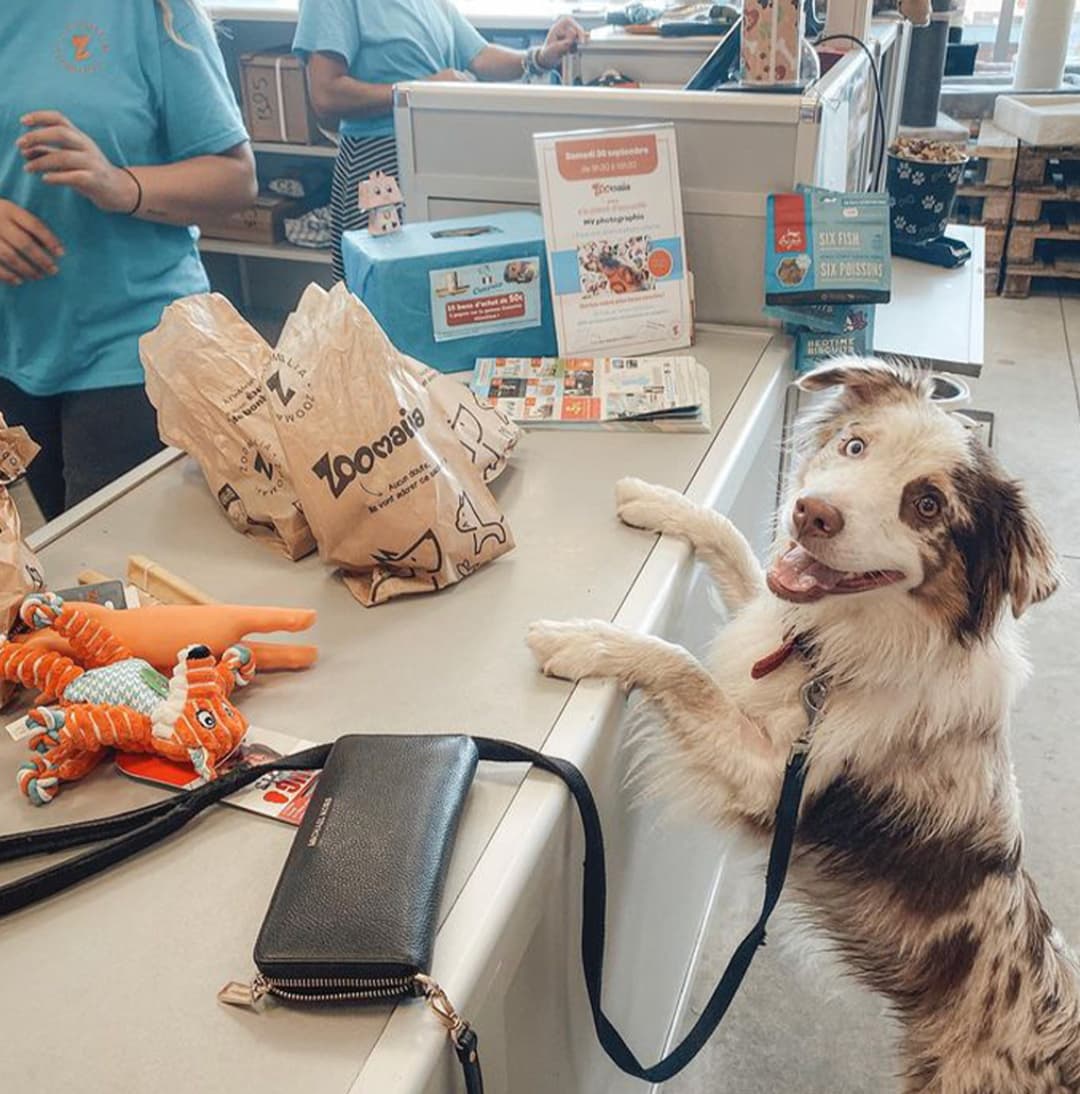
[841,437,867,457]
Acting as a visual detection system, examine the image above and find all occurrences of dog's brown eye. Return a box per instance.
[841,437,867,457]
[915,494,941,520]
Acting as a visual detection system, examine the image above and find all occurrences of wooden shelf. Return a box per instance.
[250,140,337,158]
[198,237,333,264]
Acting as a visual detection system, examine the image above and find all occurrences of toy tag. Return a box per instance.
[52,581,140,610]
[6,715,34,742]
[139,664,169,698]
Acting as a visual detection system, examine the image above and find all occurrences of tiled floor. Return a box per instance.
[663,293,1080,1093]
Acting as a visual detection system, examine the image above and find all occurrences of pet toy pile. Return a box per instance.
[141,283,519,606]
[2,593,318,805]
[0,593,253,805]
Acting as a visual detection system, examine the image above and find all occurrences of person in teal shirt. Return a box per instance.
[293,0,587,279]
[0,1,257,520]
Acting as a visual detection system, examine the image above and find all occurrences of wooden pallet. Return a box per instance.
[985,266,1002,296]
[1012,180,1080,223]
[1006,212,1080,262]
[1002,255,1080,298]
[964,120,1018,188]
[953,186,1014,226]
[985,224,1007,265]
[1016,142,1080,187]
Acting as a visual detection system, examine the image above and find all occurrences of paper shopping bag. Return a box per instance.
[140,294,316,560]
[264,283,516,605]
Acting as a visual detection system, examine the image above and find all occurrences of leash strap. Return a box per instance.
[474,711,816,1084]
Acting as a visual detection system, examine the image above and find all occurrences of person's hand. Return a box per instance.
[538,16,589,70]
[425,69,474,82]
[17,111,140,214]
[0,199,63,286]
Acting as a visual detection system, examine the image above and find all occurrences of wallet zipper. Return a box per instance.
[219,973,416,1007]
[218,973,473,1050]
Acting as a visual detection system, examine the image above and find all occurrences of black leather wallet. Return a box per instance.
[227,734,478,1007]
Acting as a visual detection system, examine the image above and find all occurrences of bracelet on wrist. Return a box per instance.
[119,166,142,216]
[526,45,550,77]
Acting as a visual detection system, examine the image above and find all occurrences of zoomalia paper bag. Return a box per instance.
[0,419,46,705]
[140,294,316,561]
[265,283,516,606]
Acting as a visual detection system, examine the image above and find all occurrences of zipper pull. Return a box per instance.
[218,974,271,1009]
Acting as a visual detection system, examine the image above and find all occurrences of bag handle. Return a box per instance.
[0,744,331,916]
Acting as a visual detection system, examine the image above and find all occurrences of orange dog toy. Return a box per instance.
[0,593,254,805]
[13,601,316,673]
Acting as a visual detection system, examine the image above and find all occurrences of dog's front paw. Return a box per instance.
[615,477,690,534]
[527,619,627,682]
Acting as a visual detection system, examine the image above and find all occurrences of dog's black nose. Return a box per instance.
[794,496,845,539]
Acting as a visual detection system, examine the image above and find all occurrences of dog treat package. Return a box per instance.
[140,294,316,561]
[0,418,46,705]
[264,283,517,606]
[765,186,891,306]
[786,305,876,373]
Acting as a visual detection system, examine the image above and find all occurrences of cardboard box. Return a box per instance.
[342,212,558,373]
[239,50,322,144]
[200,194,305,245]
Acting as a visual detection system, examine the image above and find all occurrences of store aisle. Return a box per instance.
[663,293,1080,1093]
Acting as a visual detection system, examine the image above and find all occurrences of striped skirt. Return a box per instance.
[330,133,399,281]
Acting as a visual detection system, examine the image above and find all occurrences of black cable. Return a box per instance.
[815,33,889,191]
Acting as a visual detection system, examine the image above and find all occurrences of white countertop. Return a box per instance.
[0,325,788,1094]
[874,224,985,376]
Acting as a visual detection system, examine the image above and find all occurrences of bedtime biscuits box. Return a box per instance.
[342,211,557,374]
[765,187,891,305]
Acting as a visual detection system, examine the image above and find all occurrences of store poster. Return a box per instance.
[534,124,692,357]
[429,256,542,343]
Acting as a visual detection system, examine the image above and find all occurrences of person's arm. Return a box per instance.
[468,16,589,82]
[17,112,256,225]
[305,51,470,128]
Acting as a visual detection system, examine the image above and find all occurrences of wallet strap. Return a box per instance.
[0,744,332,917]
[474,732,811,1085]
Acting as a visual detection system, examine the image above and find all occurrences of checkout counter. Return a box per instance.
[0,9,985,1094]
[394,19,909,329]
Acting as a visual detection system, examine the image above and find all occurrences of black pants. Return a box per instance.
[0,378,163,521]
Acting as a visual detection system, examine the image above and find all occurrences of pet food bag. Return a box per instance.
[264,283,517,605]
[140,294,316,561]
[0,418,46,705]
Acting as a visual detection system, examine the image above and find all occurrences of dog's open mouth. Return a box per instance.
[767,543,905,603]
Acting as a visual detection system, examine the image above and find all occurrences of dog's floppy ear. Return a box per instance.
[952,451,1060,632]
[1003,487,1060,617]
[796,356,934,404]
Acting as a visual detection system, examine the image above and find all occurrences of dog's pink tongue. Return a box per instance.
[769,544,843,600]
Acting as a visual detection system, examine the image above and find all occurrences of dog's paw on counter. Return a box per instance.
[614,476,690,535]
[527,619,632,684]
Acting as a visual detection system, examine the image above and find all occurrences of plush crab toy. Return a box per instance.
[0,592,254,805]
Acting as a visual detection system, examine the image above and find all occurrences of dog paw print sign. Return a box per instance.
[358,170,404,236]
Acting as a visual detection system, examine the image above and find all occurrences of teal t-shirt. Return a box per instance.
[0,1,248,396]
[292,0,487,139]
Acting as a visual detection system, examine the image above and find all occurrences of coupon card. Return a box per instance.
[115,726,319,825]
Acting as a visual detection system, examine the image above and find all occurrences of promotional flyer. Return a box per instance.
[534,124,692,357]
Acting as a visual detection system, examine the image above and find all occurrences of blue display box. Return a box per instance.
[343,211,558,373]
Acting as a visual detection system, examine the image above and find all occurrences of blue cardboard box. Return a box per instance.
[343,211,558,373]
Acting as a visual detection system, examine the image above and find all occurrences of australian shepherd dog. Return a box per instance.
[528,358,1078,1093]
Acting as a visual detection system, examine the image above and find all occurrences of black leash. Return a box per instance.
[0,678,827,1086]
[474,674,827,1083]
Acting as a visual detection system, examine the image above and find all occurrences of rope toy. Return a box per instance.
[0,593,255,805]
